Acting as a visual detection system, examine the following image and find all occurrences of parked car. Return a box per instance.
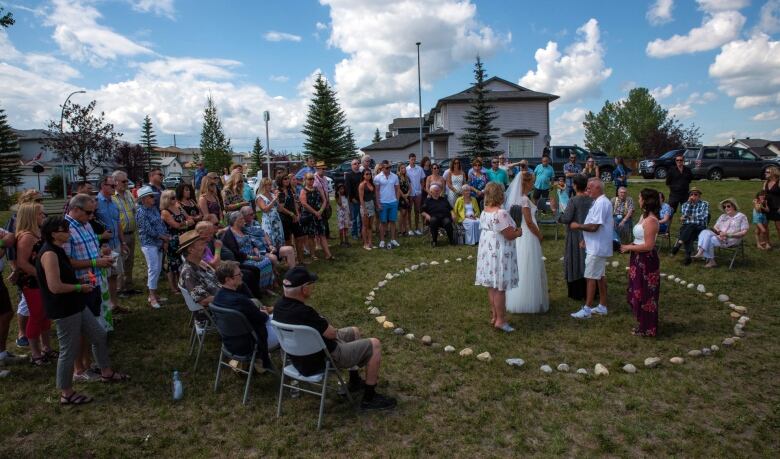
[162,174,182,189]
[683,145,780,180]
[639,148,686,179]
[325,160,355,190]
[512,146,615,182]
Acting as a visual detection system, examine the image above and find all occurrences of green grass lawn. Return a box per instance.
[1,179,778,457]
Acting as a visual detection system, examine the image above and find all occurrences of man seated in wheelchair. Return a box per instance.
[273,266,397,411]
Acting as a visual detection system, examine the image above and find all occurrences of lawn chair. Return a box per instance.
[180,286,217,370]
[658,220,672,252]
[210,304,261,405]
[535,198,560,241]
[270,320,353,430]
[717,238,746,269]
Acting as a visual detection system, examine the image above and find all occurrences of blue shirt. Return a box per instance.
[295,166,316,180]
[136,204,168,248]
[485,168,509,189]
[96,193,121,250]
[533,164,554,190]
[194,167,207,189]
[613,165,630,188]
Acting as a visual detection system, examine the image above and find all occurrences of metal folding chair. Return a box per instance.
[717,239,746,269]
[270,320,353,430]
[180,286,217,370]
[210,304,261,405]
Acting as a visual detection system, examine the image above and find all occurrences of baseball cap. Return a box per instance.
[283,266,318,288]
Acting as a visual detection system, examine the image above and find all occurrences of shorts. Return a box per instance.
[362,201,376,219]
[17,294,29,317]
[0,281,11,314]
[378,200,399,223]
[753,211,768,225]
[584,253,608,280]
[330,327,374,369]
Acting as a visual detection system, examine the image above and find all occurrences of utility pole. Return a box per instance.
[416,42,423,160]
[264,111,271,179]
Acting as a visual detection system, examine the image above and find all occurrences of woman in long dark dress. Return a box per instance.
[762,166,780,244]
[620,188,661,337]
[557,175,593,301]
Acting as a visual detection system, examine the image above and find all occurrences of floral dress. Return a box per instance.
[162,208,186,273]
[232,229,274,288]
[627,220,660,337]
[258,193,285,248]
[301,187,326,236]
[475,209,519,291]
[337,196,351,230]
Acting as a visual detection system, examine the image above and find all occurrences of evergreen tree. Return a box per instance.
[199,96,232,172]
[459,56,501,158]
[372,128,382,143]
[248,136,264,176]
[0,107,22,189]
[139,114,158,173]
[1,7,14,28]
[301,74,351,167]
[344,127,358,156]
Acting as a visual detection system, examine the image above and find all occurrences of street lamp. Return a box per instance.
[416,42,423,160]
[263,110,271,179]
[59,90,86,198]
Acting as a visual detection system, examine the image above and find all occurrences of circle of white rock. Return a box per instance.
[363,256,751,378]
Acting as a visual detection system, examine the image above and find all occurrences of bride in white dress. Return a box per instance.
[505,171,550,314]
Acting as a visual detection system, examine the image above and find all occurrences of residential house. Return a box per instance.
[361,77,558,164]
[159,156,183,177]
[725,138,780,158]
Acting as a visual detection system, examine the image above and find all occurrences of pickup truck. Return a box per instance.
[518,146,615,182]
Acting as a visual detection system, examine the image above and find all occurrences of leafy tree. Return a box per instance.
[139,114,158,173]
[0,107,23,189]
[459,56,501,158]
[45,100,122,182]
[372,128,382,143]
[248,137,264,176]
[1,7,14,28]
[199,96,232,172]
[583,101,632,157]
[301,74,351,167]
[115,143,146,183]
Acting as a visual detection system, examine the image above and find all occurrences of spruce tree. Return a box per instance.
[0,107,22,189]
[199,96,232,172]
[301,74,351,167]
[372,128,382,143]
[139,114,158,173]
[459,56,501,157]
[344,127,357,156]
[248,137,264,176]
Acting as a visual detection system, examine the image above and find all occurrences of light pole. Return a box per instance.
[263,110,271,179]
[416,42,423,160]
[59,90,86,198]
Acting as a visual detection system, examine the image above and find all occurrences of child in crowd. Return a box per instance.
[336,184,351,248]
[753,190,770,250]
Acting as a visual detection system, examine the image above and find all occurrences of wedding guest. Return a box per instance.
[753,190,771,250]
[612,186,635,244]
[581,156,600,180]
[558,175,593,301]
[397,164,411,237]
[425,163,446,194]
[198,173,223,224]
[563,153,581,197]
[37,216,129,406]
[313,162,332,238]
[256,178,285,249]
[0,228,19,367]
[658,191,673,235]
[671,187,709,265]
[550,176,569,215]
[335,184,352,247]
[468,158,488,208]
[222,170,250,213]
[177,183,203,224]
[762,166,780,243]
[406,153,426,235]
[95,175,128,313]
[112,171,140,296]
[295,157,317,181]
[446,158,466,206]
[161,189,195,293]
[612,156,631,195]
[221,211,275,290]
[374,160,401,249]
[146,168,165,208]
[694,198,748,268]
[620,188,661,337]
[359,169,378,251]
[299,173,333,260]
[344,159,363,239]
[276,174,304,259]
[421,184,456,247]
[665,151,693,213]
[240,206,296,267]
[136,186,169,309]
[532,155,554,208]
[569,179,613,319]
[453,185,480,245]
[474,182,521,332]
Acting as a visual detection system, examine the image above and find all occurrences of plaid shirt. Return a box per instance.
[681,200,709,226]
[63,215,101,281]
[563,162,581,187]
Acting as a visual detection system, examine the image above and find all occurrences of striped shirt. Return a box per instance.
[113,190,136,233]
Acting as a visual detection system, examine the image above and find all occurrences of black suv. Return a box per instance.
[683,146,780,180]
[523,146,615,182]
[639,148,686,179]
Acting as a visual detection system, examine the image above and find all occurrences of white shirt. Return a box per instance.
[374,172,399,204]
[406,165,425,196]
[583,194,614,257]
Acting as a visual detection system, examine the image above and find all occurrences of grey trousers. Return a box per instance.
[55,308,111,391]
[119,232,136,290]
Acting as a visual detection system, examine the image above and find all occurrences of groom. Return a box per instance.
[568,178,612,319]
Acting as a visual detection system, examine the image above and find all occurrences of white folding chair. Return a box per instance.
[180,286,217,370]
[270,320,353,430]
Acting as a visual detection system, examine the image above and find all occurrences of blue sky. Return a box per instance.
[1,0,779,153]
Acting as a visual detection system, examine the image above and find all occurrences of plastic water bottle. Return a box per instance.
[289,379,300,398]
[172,371,184,401]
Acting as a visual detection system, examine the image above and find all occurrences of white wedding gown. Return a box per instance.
[504,178,550,314]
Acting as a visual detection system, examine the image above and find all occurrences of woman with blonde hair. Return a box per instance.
[453,184,481,245]
[198,173,223,224]
[222,170,249,213]
[15,202,54,365]
[161,189,194,292]
[256,177,285,249]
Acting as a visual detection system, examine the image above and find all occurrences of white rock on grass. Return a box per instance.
[732,305,748,314]
[669,357,685,365]
[721,338,735,347]
[542,256,548,261]
[706,292,714,298]
[467,255,473,260]
[697,284,706,293]
[385,273,394,280]
[668,275,676,281]
[377,280,387,288]
[369,307,380,315]
[738,316,750,325]
[444,345,455,353]
[382,321,395,329]
[687,283,695,289]
[444,259,450,264]
[404,334,415,340]
[734,326,745,337]
[622,364,637,374]
[506,358,525,367]
[477,352,491,362]
[0,369,10,378]
[625,267,630,271]
[430,261,439,265]
[456,258,462,262]
[459,348,473,357]
[421,335,432,345]
[660,272,667,277]
[404,268,411,273]
[364,301,372,306]
[410,265,419,270]
[711,345,720,352]
[611,261,619,268]
[701,348,711,356]
[730,311,741,319]
[594,364,609,376]
[687,349,702,357]
[717,294,730,302]
[375,315,386,324]
[576,368,588,375]
[540,364,553,374]
[644,357,662,368]
[556,363,570,372]
[560,256,565,262]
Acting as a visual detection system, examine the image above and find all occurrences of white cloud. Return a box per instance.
[264,31,302,42]
[45,0,153,66]
[709,34,780,109]
[756,0,780,34]
[651,84,675,100]
[322,0,509,139]
[552,107,587,144]
[697,0,750,12]
[646,10,745,57]
[753,109,779,120]
[0,29,81,80]
[773,127,780,136]
[647,0,674,25]
[666,90,717,119]
[519,18,612,102]
[129,0,175,19]
[316,22,328,30]
[269,75,290,83]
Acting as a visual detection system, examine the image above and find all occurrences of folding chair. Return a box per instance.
[535,199,560,241]
[270,320,353,430]
[658,220,672,252]
[717,238,746,269]
[210,304,261,405]
[180,286,217,370]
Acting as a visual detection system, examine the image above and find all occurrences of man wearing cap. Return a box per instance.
[672,187,709,265]
[421,183,455,247]
[373,160,401,249]
[273,266,397,411]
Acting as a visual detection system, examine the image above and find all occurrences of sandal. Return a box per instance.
[100,370,131,383]
[43,349,60,360]
[60,392,93,406]
[30,356,48,366]
[326,255,336,261]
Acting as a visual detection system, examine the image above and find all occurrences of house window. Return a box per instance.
[508,138,534,158]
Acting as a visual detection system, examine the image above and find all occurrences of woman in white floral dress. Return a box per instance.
[255,178,285,249]
[475,182,522,332]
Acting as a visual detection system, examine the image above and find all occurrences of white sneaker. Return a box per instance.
[414,229,423,236]
[407,230,415,236]
[378,241,385,248]
[591,304,608,316]
[571,306,592,319]
[390,240,400,248]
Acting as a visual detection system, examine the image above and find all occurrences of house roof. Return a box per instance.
[736,138,773,148]
[159,157,181,167]
[750,146,776,158]
[427,128,454,138]
[435,76,559,109]
[389,117,427,130]
[502,129,539,137]
[361,133,420,151]
[11,129,50,141]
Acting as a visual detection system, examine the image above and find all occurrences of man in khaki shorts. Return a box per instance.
[273,266,396,411]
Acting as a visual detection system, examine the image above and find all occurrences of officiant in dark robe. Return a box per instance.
[558,175,593,301]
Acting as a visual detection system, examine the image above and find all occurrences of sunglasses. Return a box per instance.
[118,180,128,183]
[675,159,684,162]
[723,204,733,209]
[432,166,440,169]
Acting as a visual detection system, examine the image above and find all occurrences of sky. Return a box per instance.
[1,0,779,153]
